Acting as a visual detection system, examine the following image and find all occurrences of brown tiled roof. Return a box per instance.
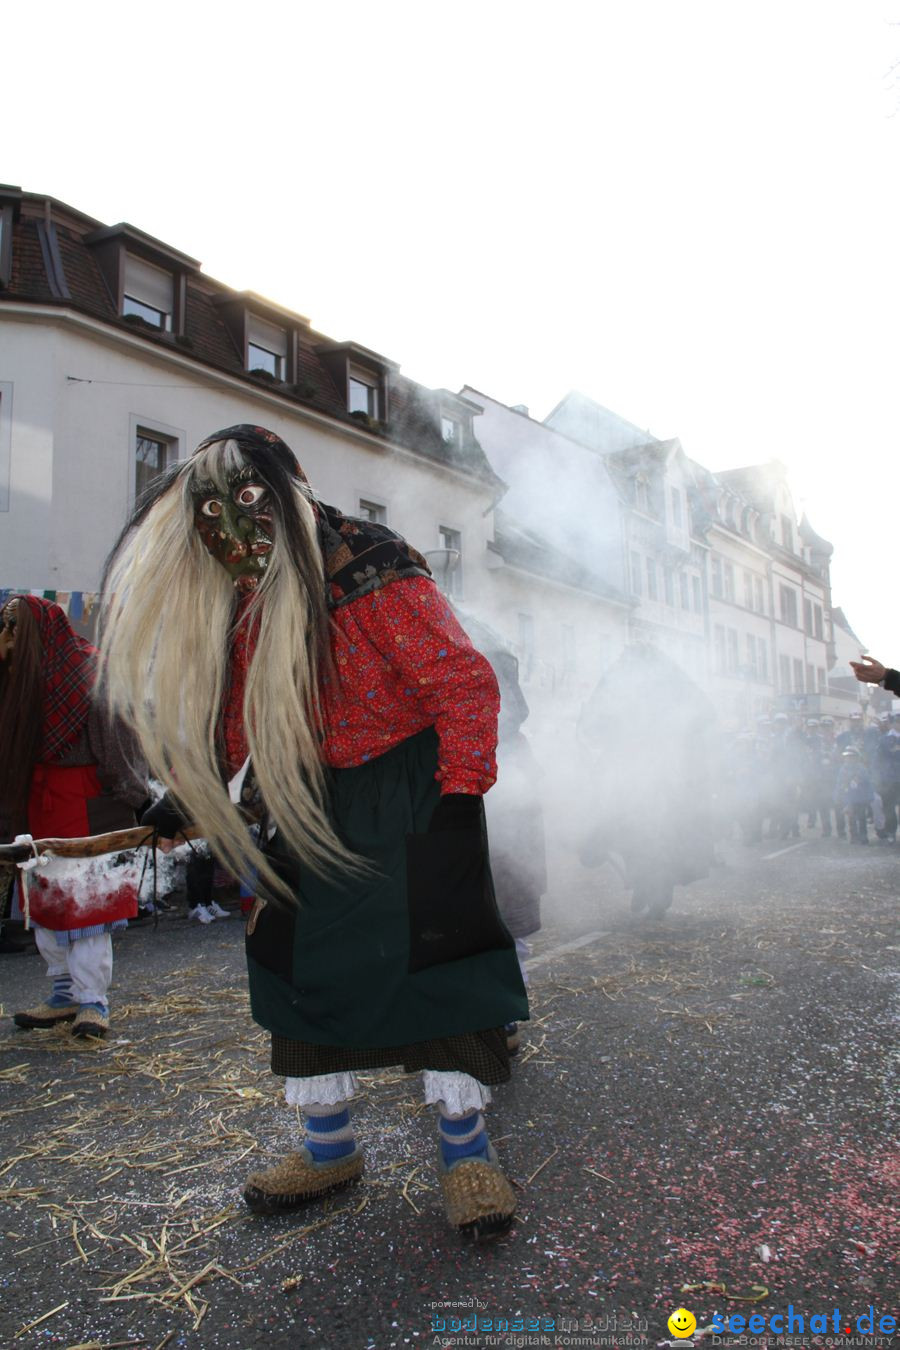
[9,219,56,303]
[0,190,498,485]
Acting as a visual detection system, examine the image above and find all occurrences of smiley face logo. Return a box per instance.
[667,1308,697,1339]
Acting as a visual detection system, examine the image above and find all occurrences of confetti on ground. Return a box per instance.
[0,835,896,1347]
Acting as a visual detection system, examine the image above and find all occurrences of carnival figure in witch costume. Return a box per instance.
[0,597,147,1039]
[99,425,528,1239]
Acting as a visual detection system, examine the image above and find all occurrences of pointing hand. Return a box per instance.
[850,655,887,684]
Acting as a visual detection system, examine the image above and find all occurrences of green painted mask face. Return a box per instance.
[193,467,275,592]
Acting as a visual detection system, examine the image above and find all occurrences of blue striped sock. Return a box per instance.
[303,1105,356,1162]
[438,1107,490,1165]
[48,976,74,1007]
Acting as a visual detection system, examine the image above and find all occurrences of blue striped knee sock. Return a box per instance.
[438,1106,490,1165]
[303,1105,356,1162]
[48,976,74,1007]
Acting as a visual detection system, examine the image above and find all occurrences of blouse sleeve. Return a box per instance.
[358,576,500,794]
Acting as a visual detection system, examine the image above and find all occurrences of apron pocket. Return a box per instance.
[406,827,513,973]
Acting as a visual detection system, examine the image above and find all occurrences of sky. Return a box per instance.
[6,0,900,654]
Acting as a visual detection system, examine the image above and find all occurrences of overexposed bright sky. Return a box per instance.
[6,1,900,654]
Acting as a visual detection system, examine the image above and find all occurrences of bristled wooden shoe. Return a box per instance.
[13,1001,79,1029]
[439,1144,516,1241]
[243,1146,364,1214]
[71,1005,109,1039]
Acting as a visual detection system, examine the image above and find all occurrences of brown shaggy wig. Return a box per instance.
[0,600,44,835]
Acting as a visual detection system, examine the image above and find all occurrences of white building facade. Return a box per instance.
[0,189,503,627]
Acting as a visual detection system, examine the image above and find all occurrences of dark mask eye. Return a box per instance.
[235,483,266,508]
[199,499,223,519]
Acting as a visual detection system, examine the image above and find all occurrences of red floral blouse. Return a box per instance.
[223,577,499,795]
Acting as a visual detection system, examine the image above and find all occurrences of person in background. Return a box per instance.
[452,609,546,1055]
[871,715,900,843]
[0,596,147,1039]
[185,845,231,923]
[834,746,873,844]
[836,709,865,753]
[816,716,845,838]
[577,645,715,919]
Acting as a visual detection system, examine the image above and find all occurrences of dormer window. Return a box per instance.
[0,205,13,288]
[122,254,173,330]
[348,365,381,419]
[441,414,462,447]
[247,314,287,380]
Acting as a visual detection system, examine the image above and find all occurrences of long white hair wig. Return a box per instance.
[99,434,357,899]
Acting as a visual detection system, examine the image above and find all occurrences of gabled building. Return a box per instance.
[546,392,710,688]
[545,391,840,728]
[459,387,631,714]
[714,463,833,722]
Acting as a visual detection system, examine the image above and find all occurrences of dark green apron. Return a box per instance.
[245,728,529,1054]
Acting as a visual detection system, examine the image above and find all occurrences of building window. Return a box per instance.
[711,557,723,599]
[781,515,794,553]
[727,628,739,674]
[663,566,674,606]
[758,638,768,682]
[348,365,380,419]
[630,551,642,596]
[806,662,815,693]
[135,427,177,498]
[247,314,287,380]
[780,585,798,627]
[646,558,658,600]
[793,658,804,694]
[0,207,14,288]
[803,598,813,635]
[679,572,689,609]
[692,575,702,612]
[122,254,173,330]
[817,667,826,692]
[754,576,765,614]
[779,654,791,693]
[714,625,726,675]
[635,474,650,513]
[744,571,753,609]
[438,525,462,597]
[724,562,735,603]
[745,634,757,678]
[814,604,824,639]
[670,488,682,529]
[358,499,386,524]
[441,415,462,446]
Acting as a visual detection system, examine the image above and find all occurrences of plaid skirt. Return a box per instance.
[270,1026,511,1084]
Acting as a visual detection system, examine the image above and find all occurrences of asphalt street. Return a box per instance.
[0,829,896,1350]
